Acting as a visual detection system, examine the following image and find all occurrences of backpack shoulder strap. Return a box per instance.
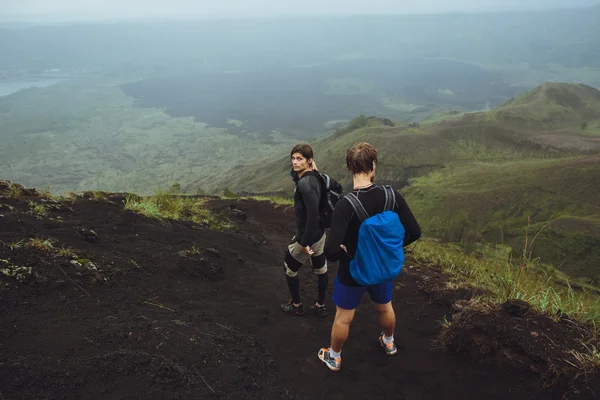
[345,193,369,222]
[383,185,396,212]
[321,173,331,190]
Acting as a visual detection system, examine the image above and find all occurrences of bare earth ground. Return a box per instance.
[1,182,599,399]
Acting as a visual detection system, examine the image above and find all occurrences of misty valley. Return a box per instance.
[120,57,521,138]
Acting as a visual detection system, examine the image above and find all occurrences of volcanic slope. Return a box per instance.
[1,181,599,399]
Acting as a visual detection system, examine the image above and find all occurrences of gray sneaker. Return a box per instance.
[318,348,341,371]
[378,333,398,356]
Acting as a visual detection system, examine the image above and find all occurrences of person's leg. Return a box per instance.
[281,241,309,315]
[375,301,395,337]
[318,276,366,371]
[369,281,398,356]
[310,233,328,315]
[330,307,355,353]
[318,308,355,372]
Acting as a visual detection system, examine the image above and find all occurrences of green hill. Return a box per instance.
[221,82,600,283]
[224,83,600,193]
[481,82,600,128]
[404,156,600,281]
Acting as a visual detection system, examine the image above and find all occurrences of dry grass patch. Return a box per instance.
[27,238,55,252]
[410,238,600,329]
[124,190,234,231]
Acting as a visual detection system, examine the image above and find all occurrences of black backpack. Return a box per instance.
[316,173,344,229]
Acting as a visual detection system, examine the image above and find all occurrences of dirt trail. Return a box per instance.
[0,190,595,399]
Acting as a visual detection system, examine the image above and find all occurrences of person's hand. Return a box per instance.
[340,244,348,253]
[302,245,314,255]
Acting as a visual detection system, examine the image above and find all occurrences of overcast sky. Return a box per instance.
[1,0,598,20]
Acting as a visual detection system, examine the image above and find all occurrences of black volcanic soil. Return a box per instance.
[1,181,598,399]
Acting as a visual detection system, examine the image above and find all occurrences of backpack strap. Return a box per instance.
[345,193,369,222]
[383,185,396,212]
[322,174,331,190]
[321,174,337,211]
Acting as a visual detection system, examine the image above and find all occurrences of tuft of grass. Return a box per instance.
[245,195,294,207]
[28,201,47,216]
[180,243,206,258]
[188,244,202,255]
[7,184,23,199]
[6,238,86,262]
[57,245,78,258]
[27,238,55,252]
[410,238,600,330]
[6,239,25,250]
[124,190,234,231]
[38,185,54,200]
[569,343,600,371]
[83,190,108,200]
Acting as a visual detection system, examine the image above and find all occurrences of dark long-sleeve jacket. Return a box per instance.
[292,170,324,247]
[324,184,421,286]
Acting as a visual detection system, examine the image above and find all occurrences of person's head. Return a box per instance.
[290,143,314,176]
[346,142,378,181]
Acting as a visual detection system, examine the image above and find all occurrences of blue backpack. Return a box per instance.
[345,186,406,286]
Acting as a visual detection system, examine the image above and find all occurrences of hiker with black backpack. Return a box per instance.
[280,144,343,318]
[318,142,422,372]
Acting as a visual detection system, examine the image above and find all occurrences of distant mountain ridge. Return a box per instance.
[224,82,600,193]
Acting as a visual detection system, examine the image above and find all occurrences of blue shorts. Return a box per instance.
[332,276,393,310]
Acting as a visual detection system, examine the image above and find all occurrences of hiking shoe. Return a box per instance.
[280,300,304,316]
[318,348,341,372]
[378,333,398,356]
[311,304,328,317]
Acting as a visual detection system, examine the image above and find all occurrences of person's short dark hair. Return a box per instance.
[290,143,314,160]
[346,142,378,175]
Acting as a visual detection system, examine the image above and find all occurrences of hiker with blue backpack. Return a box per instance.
[318,142,421,372]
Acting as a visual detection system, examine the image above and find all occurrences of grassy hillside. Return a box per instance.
[404,157,600,282]
[479,82,600,129]
[0,79,296,195]
[224,83,600,283]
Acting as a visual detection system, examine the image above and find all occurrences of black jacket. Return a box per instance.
[324,184,421,286]
[291,169,324,247]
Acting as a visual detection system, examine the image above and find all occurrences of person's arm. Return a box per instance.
[297,176,321,247]
[324,199,352,262]
[393,190,422,246]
